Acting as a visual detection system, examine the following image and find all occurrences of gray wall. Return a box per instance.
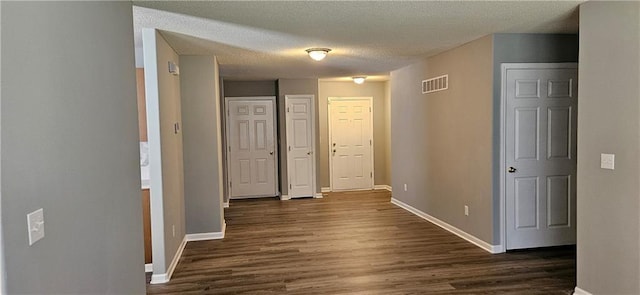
[180,56,225,234]
[391,35,494,243]
[576,2,640,294]
[1,2,145,293]
[278,79,320,195]
[223,80,277,97]
[492,33,578,243]
[143,29,186,275]
[318,81,391,188]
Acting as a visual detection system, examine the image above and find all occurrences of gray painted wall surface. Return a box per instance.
[278,79,320,195]
[180,56,225,234]
[576,2,640,294]
[143,30,186,274]
[491,33,578,243]
[223,80,277,97]
[391,35,494,243]
[318,81,390,188]
[1,2,145,293]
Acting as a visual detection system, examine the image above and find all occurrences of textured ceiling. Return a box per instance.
[132,1,583,80]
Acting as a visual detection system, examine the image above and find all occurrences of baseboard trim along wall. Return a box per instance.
[321,187,331,193]
[573,287,593,295]
[280,195,291,200]
[150,222,227,284]
[390,198,502,254]
[150,236,187,284]
[374,185,392,191]
[145,263,153,273]
[185,221,227,242]
[314,192,323,198]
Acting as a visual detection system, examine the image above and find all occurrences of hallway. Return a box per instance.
[147,190,575,294]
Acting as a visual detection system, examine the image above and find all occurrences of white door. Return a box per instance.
[504,64,578,250]
[226,97,278,198]
[329,97,374,191]
[285,95,316,198]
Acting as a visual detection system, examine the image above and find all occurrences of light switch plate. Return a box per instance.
[601,153,615,170]
[27,208,45,246]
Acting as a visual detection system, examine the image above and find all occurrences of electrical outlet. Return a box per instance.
[404,184,408,191]
[27,208,45,246]
[464,205,469,216]
[172,225,176,237]
[601,153,615,170]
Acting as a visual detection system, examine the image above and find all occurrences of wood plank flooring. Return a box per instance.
[147,190,575,294]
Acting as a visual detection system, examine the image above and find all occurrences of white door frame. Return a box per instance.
[224,96,279,199]
[327,97,375,191]
[499,63,578,253]
[285,94,317,199]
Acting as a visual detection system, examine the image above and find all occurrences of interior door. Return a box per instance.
[286,95,316,198]
[329,98,373,191]
[505,64,578,250]
[226,97,277,198]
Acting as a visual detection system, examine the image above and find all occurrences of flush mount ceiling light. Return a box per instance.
[352,76,367,84]
[306,48,331,61]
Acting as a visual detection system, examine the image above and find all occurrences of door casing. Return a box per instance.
[499,63,578,252]
[284,94,317,199]
[224,96,279,199]
[328,97,375,191]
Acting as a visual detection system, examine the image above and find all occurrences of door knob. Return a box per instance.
[269,151,274,155]
[307,151,312,155]
[332,143,336,147]
[508,167,517,173]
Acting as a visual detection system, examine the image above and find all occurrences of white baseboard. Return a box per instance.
[280,194,291,200]
[314,192,323,199]
[150,236,187,284]
[573,287,593,295]
[321,187,331,193]
[185,221,226,241]
[145,263,153,273]
[390,197,502,254]
[374,185,392,191]
[223,201,229,208]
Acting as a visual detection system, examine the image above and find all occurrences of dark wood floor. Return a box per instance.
[147,190,576,294]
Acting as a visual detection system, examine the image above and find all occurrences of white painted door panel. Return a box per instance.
[286,95,316,198]
[329,98,373,191]
[505,66,578,250]
[227,98,277,198]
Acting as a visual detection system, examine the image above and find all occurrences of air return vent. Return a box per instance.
[422,74,448,94]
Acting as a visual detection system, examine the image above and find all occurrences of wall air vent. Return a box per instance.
[422,74,448,94]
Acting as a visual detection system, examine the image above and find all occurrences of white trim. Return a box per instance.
[280,194,291,200]
[285,95,318,199]
[185,221,226,241]
[225,96,279,199]
[145,263,153,273]
[391,198,503,254]
[499,63,579,252]
[573,287,593,295]
[223,201,229,208]
[150,236,187,284]
[321,187,331,193]
[374,185,392,192]
[314,193,323,199]
[328,97,375,192]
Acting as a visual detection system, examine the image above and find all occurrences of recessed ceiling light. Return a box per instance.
[306,48,331,61]
[353,76,366,84]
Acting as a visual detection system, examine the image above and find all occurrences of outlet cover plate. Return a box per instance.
[601,153,615,170]
[27,208,45,246]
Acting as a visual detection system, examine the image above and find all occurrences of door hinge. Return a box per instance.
[370,139,372,146]
[228,146,231,152]
[288,146,291,151]
[230,181,232,188]
[289,184,292,189]
[370,172,373,178]
[369,107,372,112]
[287,107,290,112]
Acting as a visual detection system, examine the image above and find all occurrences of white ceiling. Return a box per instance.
[132,1,584,81]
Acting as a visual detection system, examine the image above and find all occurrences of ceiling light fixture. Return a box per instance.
[306,48,331,61]
[353,76,367,84]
